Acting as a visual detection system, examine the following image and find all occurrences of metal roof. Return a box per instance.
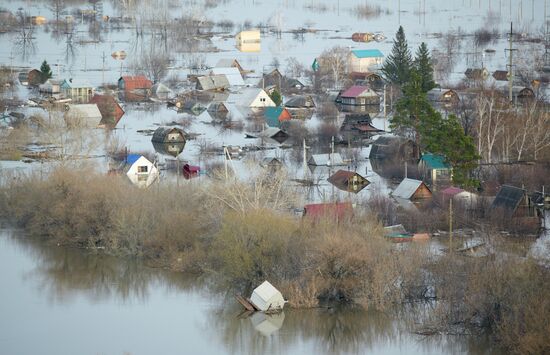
[67,104,102,119]
[420,153,450,170]
[62,78,93,89]
[196,75,230,91]
[351,49,384,58]
[308,153,345,166]
[211,67,245,86]
[340,85,377,98]
[393,178,425,200]
[491,185,525,214]
[125,154,141,165]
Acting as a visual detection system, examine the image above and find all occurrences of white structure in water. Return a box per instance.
[249,281,286,312]
[124,154,159,188]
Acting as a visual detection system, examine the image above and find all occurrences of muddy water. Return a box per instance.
[0,230,494,355]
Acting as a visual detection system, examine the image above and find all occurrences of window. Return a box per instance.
[260,98,266,102]
[138,166,148,173]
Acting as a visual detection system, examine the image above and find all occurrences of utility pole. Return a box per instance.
[383,84,387,131]
[505,22,517,104]
[101,51,106,87]
[449,198,453,253]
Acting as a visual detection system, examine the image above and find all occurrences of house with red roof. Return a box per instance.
[118,75,153,92]
[337,86,380,106]
[90,94,125,128]
[303,202,353,221]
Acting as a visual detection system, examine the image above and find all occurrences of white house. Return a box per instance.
[228,88,275,108]
[39,79,61,94]
[349,49,384,73]
[125,154,159,188]
[249,281,286,312]
[60,78,95,98]
[64,104,102,128]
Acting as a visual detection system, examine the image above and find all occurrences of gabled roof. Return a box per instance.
[393,178,428,200]
[351,49,384,58]
[151,126,186,143]
[118,76,152,89]
[285,95,315,108]
[125,154,142,165]
[211,67,245,86]
[441,186,464,197]
[491,185,526,214]
[308,153,345,166]
[327,170,369,193]
[228,88,275,107]
[67,104,102,119]
[264,107,289,127]
[216,58,241,68]
[420,153,450,170]
[340,85,377,98]
[196,75,230,90]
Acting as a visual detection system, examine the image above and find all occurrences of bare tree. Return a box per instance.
[317,46,350,89]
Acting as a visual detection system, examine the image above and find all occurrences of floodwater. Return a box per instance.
[0,229,495,355]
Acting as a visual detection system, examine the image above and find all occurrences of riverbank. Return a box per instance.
[1,168,549,354]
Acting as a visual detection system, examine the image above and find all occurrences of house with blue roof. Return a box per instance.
[349,49,384,73]
[263,107,292,128]
[124,154,159,188]
[418,153,451,187]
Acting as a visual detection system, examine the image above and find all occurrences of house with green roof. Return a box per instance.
[350,49,384,73]
[264,107,292,128]
[418,153,451,187]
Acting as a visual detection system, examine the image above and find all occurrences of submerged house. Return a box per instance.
[249,280,286,312]
[39,79,61,95]
[308,153,345,166]
[349,49,384,73]
[151,126,186,144]
[236,29,261,43]
[340,113,382,139]
[285,95,315,108]
[207,102,230,119]
[464,68,489,81]
[151,83,173,100]
[338,86,380,106]
[27,69,43,86]
[89,94,125,127]
[196,75,230,91]
[327,170,370,193]
[210,67,245,86]
[179,100,206,115]
[264,107,292,128]
[118,76,153,92]
[418,153,451,187]
[229,88,276,108]
[392,178,432,201]
[64,104,102,128]
[491,185,539,219]
[426,88,460,107]
[124,154,159,188]
[215,58,245,75]
[61,79,94,98]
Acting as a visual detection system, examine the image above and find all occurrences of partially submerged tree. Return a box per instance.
[381,26,412,85]
[413,42,435,93]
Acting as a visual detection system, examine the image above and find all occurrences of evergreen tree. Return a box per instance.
[381,26,413,85]
[414,42,435,93]
[39,60,52,83]
[269,89,282,106]
[392,71,479,186]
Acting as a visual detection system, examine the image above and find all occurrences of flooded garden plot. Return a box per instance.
[1,0,550,354]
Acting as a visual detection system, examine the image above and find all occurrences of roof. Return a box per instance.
[351,49,384,58]
[228,88,274,107]
[327,170,369,193]
[420,153,450,170]
[491,185,525,214]
[119,76,152,89]
[369,135,416,160]
[151,126,186,143]
[62,78,93,89]
[285,95,315,108]
[216,58,240,68]
[67,104,102,119]
[309,153,345,166]
[196,75,230,90]
[303,202,353,219]
[151,83,172,94]
[441,186,465,196]
[393,178,425,199]
[264,107,284,127]
[211,67,245,86]
[340,85,374,98]
[125,154,142,165]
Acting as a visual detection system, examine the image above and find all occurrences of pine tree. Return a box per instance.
[381,26,413,85]
[39,60,52,83]
[269,89,282,106]
[414,42,435,93]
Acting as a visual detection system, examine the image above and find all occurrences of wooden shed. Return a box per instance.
[393,178,432,201]
[89,94,125,128]
[327,170,369,193]
[118,76,152,91]
[151,127,186,144]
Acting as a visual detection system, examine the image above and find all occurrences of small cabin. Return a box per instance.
[216,58,245,75]
[124,154,159,188]
[285,95,315,108]
[210,67,245,86]
[151,127,186,144]
[338,86,380,106]
[349,49,384,73]
[327,170,370,193]
[236,29,261,43]
[249,281,285,312]
[64,104,102,128]
[207,102,230,118]
[39,79,61,94]
[196,75,230,91]
[61,79,94,98]
[464,68,489,80]
[27,69,43,86]
[393,178,432,201]
[418,153,451,187]
[426,88,460,107]
[89,95,125,128]
[118,76,152,91]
